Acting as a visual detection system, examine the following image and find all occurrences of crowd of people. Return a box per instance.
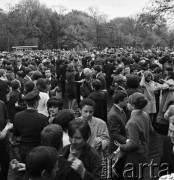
[0,46,174,180]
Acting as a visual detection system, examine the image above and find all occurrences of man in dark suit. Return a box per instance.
[107,90,128,153]
[45,68,58,90]
[93,65,106,90]
[14,58,25,78]
[58,61,67,98]
[23,67,32,84]
[103,59,115,95]
[107,90,128,179]
[75,65,84,106]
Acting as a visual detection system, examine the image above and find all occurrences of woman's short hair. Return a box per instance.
[92,79,101,90]
[11,80,20,90]
[83,68,92,78]
[93,65,102,72]
[79,98,95,109]
[68,118,91,141]
[116,67,123,75]
[24,81,35,94]
[41,124,63,151]
[47,97,63,110]
[126,74,140,88]
[55,109,75,131]
[36,78,47,92]
[128,93,148,109]
[154,67,162,74]
[67,64,74,72]
[133,97,148,109]
[168,71,174,80]
[32,71,43,81]
[0,69,6,77]
[25,67,32,75]
[26,146,58,178]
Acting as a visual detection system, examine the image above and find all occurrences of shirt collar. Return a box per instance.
[80,116,93,123]
[18,64,22,69]
[26,75,31,80]
[114,104,123,112]
[119,86,125,90]
[96,72,101,78]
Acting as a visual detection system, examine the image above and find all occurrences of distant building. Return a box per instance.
[12,46,38,51]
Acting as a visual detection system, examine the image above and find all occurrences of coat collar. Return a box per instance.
[131,109,143,118]
[62,143,91,160]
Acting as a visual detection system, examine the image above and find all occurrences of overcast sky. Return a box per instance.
[0,0,150,19]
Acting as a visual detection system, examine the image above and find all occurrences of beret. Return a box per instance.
[24,90,40,101]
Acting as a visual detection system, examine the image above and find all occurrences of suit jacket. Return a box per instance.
[75,72,85,82]
[96,73,106,90]
[107,105,128,153]
[14,65,26,77]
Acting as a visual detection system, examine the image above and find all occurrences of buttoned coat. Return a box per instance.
[107,105,128,153]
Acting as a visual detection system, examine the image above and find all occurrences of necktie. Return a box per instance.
[121,109,127,122]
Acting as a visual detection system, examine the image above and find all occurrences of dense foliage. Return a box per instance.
[0,0,174,51]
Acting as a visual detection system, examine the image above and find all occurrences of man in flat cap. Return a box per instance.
[13,90,49,163]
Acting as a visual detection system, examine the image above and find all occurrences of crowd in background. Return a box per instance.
[0,46,174,180]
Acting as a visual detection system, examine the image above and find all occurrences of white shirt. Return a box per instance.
[26,75,32,81]
[63,132,70,147]
[37,92,49,117]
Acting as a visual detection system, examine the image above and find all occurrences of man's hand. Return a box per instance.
[92,137,103,150]
[17,163,26,171]
[5,122,13,131]
[71,157,86,179]
[114,140,121,147]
